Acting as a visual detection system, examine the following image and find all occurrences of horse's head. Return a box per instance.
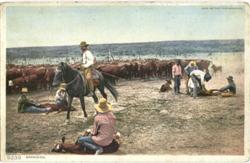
[52,62,68,87]
[51,143,64,153]
[51,136,66,153]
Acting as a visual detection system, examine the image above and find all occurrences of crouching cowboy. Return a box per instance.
[188,69,212,98]
[219,76,236,97]
[55,83,68,109]
[76,98,117,155]
[80,41,96,97]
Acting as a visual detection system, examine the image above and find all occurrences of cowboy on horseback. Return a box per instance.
[80,41,96,96]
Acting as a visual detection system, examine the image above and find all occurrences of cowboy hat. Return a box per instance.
[190,61,197,66]
[80,41,89,47]
[21,87,28,93]
[94,98,112,113]
[227,76,233,81]
[59,83,67,91]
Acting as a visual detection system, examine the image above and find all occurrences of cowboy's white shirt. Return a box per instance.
[188,69,206,88]
[190,70,205,84]
[82,50,94,68]
[55,90,68,101]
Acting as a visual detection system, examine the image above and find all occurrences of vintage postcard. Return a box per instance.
[0,1,249,162]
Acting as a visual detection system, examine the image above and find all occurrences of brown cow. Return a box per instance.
[156,60,169,78]
[196,59,211,71]
[97,64,128,79]
[12,74,38,91]
[137,62,145,78]
[138,60,156,79]
[35,67,47,78]
[131,61,139,78]
[42,67,55,90]
[7,68,23,80]
[123,62,133,80]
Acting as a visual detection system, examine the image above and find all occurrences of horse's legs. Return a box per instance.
[79,96,87,118]
[97,86,107,100]
[67,96,73,120]
[92,89,98,104]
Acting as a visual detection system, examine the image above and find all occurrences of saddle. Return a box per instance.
[91,69,99,80]
[91,69,100,86]
[80,68,100,87]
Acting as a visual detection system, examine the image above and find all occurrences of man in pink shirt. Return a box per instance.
[77,98,116,155]
[172,60,182,95]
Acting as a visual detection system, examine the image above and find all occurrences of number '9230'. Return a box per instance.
[7,155,21,160]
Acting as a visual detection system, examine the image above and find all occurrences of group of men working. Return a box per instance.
[171,59,236,98]
[16,41,237,155]
[80,40,237,99]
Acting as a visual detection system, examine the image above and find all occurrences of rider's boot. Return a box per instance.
[87,79,94,97]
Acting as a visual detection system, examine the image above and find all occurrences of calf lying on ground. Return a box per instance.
[39,103,76,114]
[194,89,235,97]
[199,89,220,96]
[51,131,120,154]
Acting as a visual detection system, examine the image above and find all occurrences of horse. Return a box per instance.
[52,62,118,122]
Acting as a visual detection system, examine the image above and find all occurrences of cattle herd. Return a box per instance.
[6,59,211,94]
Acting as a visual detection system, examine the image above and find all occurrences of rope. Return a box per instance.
[64,74,80,86]
[98,70,124,79]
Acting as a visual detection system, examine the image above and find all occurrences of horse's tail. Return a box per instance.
[104,79,118,101]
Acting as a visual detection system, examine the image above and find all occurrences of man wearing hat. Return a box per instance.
[188,69,212,98]
[184,61,198,94]
[80,41,96,96]
[172,59,182,95]
[76,98,117,155]
[55,83,68,108]
[219,76,236,96]
[17,87,29,113]
[17,87,50,113]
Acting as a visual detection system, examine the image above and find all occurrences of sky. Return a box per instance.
[6,3,245,48]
